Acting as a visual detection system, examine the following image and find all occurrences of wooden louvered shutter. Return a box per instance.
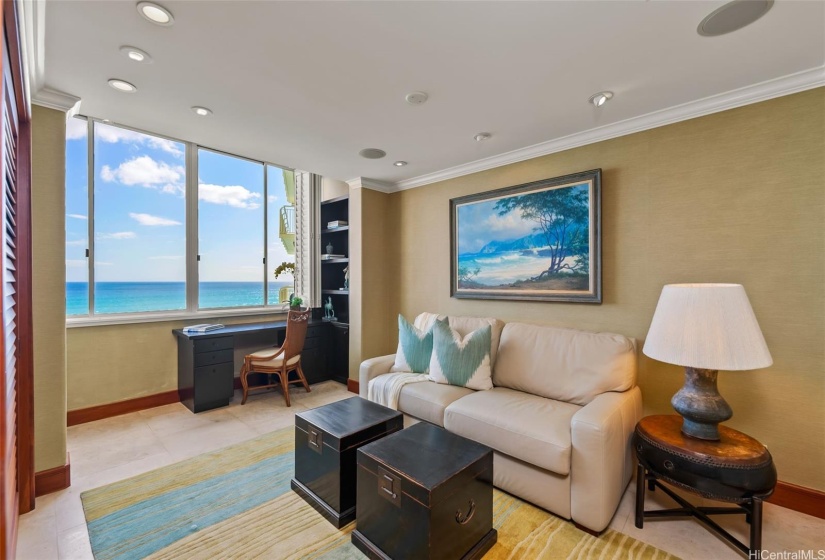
[1,0,35,557]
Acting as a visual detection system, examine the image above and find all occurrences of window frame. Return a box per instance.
[66,116,299,327]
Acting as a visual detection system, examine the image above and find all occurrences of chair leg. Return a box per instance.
[240,362,250,405]
[297,362,311,393]
[278,368,291,407]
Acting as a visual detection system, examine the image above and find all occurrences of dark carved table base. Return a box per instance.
[635,463,763,557]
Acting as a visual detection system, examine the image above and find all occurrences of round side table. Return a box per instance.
[633,415,777,558]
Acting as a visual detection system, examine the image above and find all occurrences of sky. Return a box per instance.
[65,117,295,284]
[455,184,589,255]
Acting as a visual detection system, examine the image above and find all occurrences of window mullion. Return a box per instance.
[186,143,199,312]
[263,165,268,306]
[86,118,95,315]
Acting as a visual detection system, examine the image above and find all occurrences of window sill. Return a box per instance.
[66,306,290,328]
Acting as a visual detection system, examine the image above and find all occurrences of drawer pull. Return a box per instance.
[663,460,675,471]
[456,499,476,525]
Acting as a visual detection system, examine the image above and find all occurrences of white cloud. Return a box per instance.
[67,213,88,220]
[268,195,278,203]
[66,118,87,140]
[198,183,261,209]
[129,212,182,226]
[97,231,136,240]
[95,123,183,157]
[66,259,86,267]
[149,255,183,260]
[66,239,87,246]
[485,209,535,236]
[101,156,185,195]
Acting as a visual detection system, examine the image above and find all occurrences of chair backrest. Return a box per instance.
[282,309,311,362]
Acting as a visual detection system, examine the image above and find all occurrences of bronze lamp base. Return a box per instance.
[671,367,732,441]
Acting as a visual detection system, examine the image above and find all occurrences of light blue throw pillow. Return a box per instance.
[391,314,434,373]
[429,319,493,390]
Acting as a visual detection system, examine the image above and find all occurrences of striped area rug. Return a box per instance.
[81,428,678,560]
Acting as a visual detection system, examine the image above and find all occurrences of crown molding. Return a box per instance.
[32,87,81,113]
[19,1,82,114]
[394,66,825,192]
[346,177,394,194]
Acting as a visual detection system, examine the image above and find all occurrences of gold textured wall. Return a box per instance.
[31,106,68,471]
[348,187,398,376]
[385,88,825,490]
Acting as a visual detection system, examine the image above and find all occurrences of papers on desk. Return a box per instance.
[182,323,225,333]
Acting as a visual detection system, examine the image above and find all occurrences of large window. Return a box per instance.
[94,122,187,313]
[66,117,300,319]
[65,118,89,315]
[197,149,264,309]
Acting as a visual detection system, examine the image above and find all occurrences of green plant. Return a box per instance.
[273,261,295,279]
[289,295,303,308]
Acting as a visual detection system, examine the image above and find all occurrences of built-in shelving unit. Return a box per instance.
[319,195,349,382]
[320,195,349,323]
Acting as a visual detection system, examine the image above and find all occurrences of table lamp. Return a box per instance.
[643,284,772,441]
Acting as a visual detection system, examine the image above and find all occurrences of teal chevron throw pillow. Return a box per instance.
[429,319,493,390]
[391,314,434,373]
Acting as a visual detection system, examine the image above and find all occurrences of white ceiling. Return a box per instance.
[42,1,824,188]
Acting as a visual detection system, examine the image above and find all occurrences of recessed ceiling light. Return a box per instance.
[191,106,212,116]
[137,1,174,26]
[698,0,773,37]
[474,132,492,142]
[120,46,152,63]
[108,79,137,93]
[393,161,407,167]
[405,91,429,105]
[358,148,386,159]
[588,91,613,107]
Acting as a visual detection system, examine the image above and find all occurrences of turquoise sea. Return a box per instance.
[67,282,293,315]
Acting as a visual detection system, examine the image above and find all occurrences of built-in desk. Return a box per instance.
[173,319,348,413]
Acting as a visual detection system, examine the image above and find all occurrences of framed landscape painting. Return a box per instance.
[450,169,601,303]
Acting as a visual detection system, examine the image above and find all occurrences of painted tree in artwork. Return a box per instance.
[494,185,590,279]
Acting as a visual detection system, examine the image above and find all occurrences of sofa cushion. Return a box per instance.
[444,387,580,475]
[414,313,505,366]
[391,314,434,373]
[493,322,637,406]
[428,320,493,391]
[397,380,474,427]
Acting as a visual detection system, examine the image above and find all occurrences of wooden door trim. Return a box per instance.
[2,0,34,517]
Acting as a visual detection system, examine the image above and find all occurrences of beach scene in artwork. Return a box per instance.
[456,182,592,292]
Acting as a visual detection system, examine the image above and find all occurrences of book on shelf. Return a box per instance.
[182,323,225,333]
[321,254,345,260]
[327,220,348,228]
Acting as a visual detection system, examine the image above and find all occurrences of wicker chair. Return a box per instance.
[240,309,311,406]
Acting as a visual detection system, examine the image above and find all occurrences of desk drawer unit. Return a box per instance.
[301,327,329,385]
[178,335,235,413]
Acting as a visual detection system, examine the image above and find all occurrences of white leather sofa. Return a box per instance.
[359,314,642,533]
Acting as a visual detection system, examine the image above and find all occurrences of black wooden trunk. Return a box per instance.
[352,423,497,560]
[291,397,402,527]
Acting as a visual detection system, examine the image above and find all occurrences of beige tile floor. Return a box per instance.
[17,381,825,559]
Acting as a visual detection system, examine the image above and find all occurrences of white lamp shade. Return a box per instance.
[643,284,772,371]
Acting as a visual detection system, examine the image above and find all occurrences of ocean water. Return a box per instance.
[67,282,293,315]
[458,249,587,286]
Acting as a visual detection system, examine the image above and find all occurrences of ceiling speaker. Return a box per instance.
[698,0,774,37]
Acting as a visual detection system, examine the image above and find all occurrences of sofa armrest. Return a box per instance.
[570,386,642,532]
[358,354,397,398]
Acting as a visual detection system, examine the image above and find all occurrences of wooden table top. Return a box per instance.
[636,415,771,468]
